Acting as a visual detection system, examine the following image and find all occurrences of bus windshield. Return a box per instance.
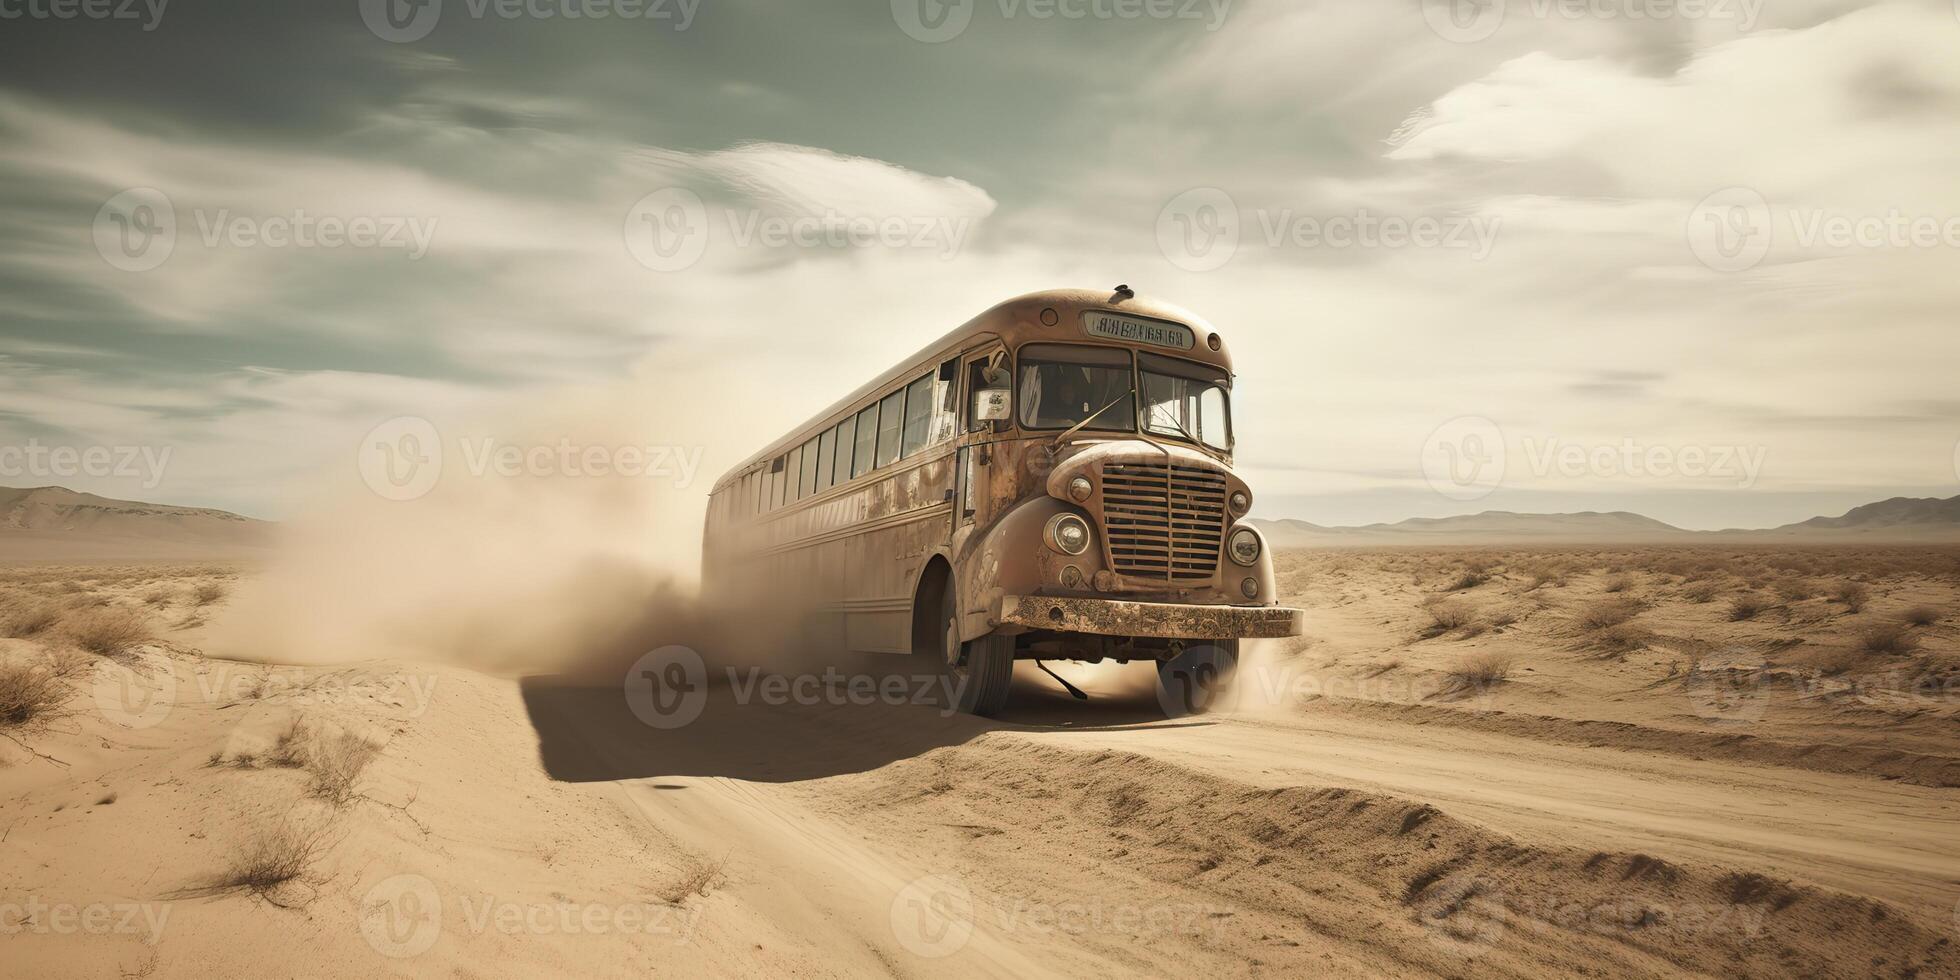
[1017,344,1135,431]
[1140,352,1231,451]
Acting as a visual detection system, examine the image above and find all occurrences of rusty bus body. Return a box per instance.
[702,287,1304,715]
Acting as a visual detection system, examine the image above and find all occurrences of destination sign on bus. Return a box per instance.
[1081,311,1195,350]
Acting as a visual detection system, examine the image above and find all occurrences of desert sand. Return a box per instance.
[2,547,1957,978]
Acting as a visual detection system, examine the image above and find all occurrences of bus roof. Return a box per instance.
[710,287,1230,492]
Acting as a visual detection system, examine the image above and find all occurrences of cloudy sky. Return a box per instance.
[2,0,1957,530]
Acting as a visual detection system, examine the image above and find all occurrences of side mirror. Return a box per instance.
[973,387,1011,423]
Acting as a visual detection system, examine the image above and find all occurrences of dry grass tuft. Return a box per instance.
[210,813,338,907]
[1857,622,1919,657]
[1446,652,1514,686]
[1727,595,1773,621]
[661,852,731,905]
[192,582,227,607]
[306,730,383,806]
[1420,599,1476,638]
[0,661,73,729]
[1593,625,1651,657]
[1901,605,1940,628]
[1577,598,1643,631]
[0,599,62,639]
[61,607,155,658]
[1830,583,1870,613]
[1681,580,1721,604]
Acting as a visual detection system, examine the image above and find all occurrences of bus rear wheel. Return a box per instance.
[939,585,1013,717]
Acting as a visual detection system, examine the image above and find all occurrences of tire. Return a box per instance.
[939,584,1014,717]
[1155,639,1239,717]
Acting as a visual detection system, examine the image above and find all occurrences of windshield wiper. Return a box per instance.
[1152,410,1226,462]
[1052,389,1134,449]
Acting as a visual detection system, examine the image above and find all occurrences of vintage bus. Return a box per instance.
[701,287,1303,716]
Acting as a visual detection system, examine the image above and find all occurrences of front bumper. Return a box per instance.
[997,595,1304,639]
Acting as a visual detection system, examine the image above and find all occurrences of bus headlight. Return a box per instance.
[1229,491,1250,516]
[1067,476,1093,502]
[1046,514,1091,556]
[1227,527,1261,566]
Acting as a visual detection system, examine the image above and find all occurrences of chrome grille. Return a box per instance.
[1100,462,1227,580]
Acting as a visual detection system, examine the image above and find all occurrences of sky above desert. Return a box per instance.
[1,0,1957,529]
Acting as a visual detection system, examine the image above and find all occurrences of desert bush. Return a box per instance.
[662,852,731,905]
[214,814,337,906]
[267,718,310,769]
[1774,578,1814,603]
[1857,622,1919,657]
[143,588,175,607]
[1420,599,1476,638]
[1487,609,1519,629]
[0,599,61,638]
[1577,598,1643,631]
[1601,573,1634,594]
[192,582,227,606]
[1807,648,1863,676]
[1830,583,1870,613]
[307,730,383,806]
[1901,605,1941,627]
[1681,580,1721,604]
[1447,652,1514,686]
[1727,595,1772,621]
[0,661,72,729]
[61,607,154,658]
[1594,625,1651,657]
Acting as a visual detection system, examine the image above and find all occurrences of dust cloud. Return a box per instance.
[203,344,804,680]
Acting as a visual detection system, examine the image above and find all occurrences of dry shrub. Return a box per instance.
[662,852,732,905]
[0,599,61,639]
[61,607,155,658]
[1807,648,1863,677]
[1447,652,1513,686]
[1681,580,1721,604]
[1727,595,1772,621]
[192,582,227,606]
[1442,566,1491,592]
[1594,625,1651,657]
[1774,578,1814,603]
[267,718,310,769]
[1577,598,1643,631]
[1857,622,1918,657]
[213,813,338,906]
[1901,605,1941,627]
[307,730,383,806]
[143,588,176,608]
[1830,583,1870,613]
[0,661,72,729]
[1487,609,1519,629]
[1420,599,1476,638]
[1601,573,1634,594]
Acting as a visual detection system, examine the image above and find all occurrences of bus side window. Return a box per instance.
[958,447,977,523]
[852,405,878,478]
[875,390,904,467]
[901,373,933,458]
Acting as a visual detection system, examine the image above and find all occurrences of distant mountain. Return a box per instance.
[1768,495,1960,532]
[0,486,275,560]
[1257,495,1960,547]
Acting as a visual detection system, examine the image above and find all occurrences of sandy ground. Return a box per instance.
[1,550,1957,978]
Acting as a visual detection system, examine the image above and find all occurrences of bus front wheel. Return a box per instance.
[939,586,1013,717]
